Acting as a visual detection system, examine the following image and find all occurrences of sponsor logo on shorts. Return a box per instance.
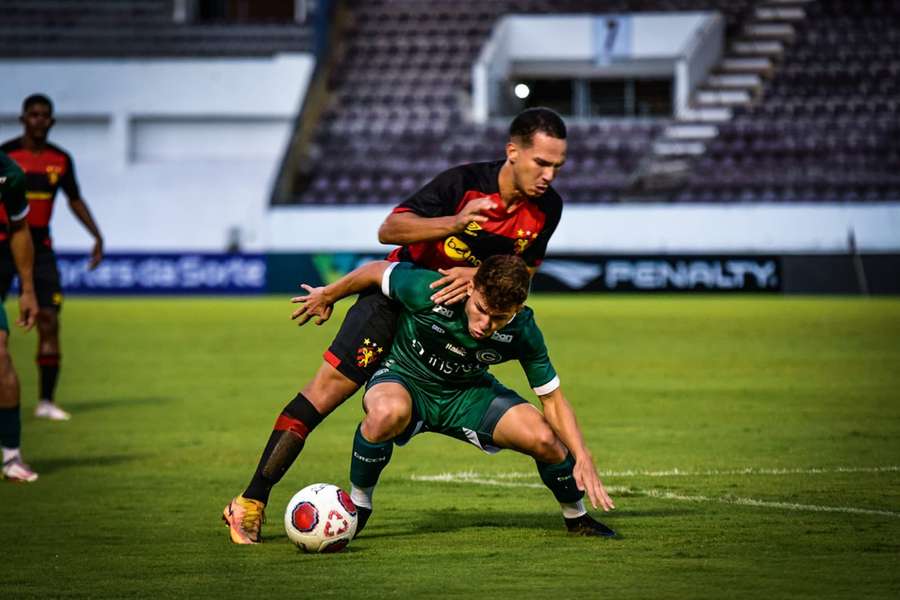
[431,324,446,334]
[356,338,383,368]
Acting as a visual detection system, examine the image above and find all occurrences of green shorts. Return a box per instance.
[366,366,528,453]
[0,303,7,332]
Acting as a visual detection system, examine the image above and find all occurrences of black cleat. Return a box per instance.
[565,514,617,537]
[354,506,372,538]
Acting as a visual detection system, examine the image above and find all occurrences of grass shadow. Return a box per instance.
[35,453,148,475]
[52,396,177,414]
[357,506,695,541]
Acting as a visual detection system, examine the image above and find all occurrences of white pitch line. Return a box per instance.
[410,470,900,519]
[639,489,900,518]
[413,465,900,481]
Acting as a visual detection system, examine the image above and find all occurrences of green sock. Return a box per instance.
[349,424,394,488]
[535,452,584,504]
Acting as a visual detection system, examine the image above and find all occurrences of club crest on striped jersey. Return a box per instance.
[356,338,383,368]
[514,228,539,254]
[46,165,63,186]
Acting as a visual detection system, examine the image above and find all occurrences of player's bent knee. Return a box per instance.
[362,393,410,441]
[531,428,567,464]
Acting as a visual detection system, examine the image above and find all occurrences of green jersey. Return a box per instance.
[0,151,30,222]
[0,152,29,332]
[380,262,559,397]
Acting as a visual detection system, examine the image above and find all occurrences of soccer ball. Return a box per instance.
[284,483,358,553]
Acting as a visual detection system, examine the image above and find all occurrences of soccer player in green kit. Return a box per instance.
[292,255,616,537]
[0,151,39,482]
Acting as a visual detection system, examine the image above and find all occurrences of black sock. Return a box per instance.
[37,353,60,403]
[243,393,324,504]
[0,405,21,449]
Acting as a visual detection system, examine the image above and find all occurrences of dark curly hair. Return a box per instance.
[473,255,531,312]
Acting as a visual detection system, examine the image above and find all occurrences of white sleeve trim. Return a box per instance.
[381,262,399,297]
[8,204,29,222]
[533,375,560,396]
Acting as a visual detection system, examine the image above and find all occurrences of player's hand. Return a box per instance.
[453,197,497,231]
[573,455,615,512]
[429,266,476,305]
[290,284,334,326]
[89,237,104,270]
[16,289,38,332]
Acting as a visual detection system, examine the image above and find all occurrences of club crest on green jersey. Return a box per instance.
[475,349,503,364]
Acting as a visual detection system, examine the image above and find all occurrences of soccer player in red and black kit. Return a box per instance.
[223,108,567,543]
[0,94,104,422]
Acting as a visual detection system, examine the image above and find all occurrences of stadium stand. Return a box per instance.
[677,0,900,202]
[0,0,313,57]
[281,0,899,205]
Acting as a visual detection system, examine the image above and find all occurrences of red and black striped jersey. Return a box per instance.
[0,137,81,244]
[387,160,562,270]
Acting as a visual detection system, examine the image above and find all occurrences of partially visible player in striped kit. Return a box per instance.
[0,94,105,422]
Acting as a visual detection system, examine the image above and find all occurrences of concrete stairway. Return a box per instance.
[633,0,814,192]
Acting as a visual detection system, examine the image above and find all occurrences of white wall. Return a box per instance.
[504,14,709,61]
[267,204,900,254]
[0,54,314,251]
[472,13,720,123]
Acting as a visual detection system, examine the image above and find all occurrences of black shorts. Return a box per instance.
[325,287,402,386]
[0,242,63,311]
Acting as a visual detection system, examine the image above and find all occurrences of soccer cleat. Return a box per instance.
[34,401,71,421]
[222,495,266,544]
[565,514,616,537]
[2,458,39,483]
[353,506,373,538]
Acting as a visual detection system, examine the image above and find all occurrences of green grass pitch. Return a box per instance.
[2,295,899,599]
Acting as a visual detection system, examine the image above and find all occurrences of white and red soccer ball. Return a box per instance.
[284,483,358,553]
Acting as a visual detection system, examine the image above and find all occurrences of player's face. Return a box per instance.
[507,132,567,198]
[464,286,520,340]
[21,103,54,142]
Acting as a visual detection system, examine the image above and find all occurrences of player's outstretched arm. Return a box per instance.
[8,219,37,331]
[290,260,392,326]
[378,197,497,245]
[538,387,615,511]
